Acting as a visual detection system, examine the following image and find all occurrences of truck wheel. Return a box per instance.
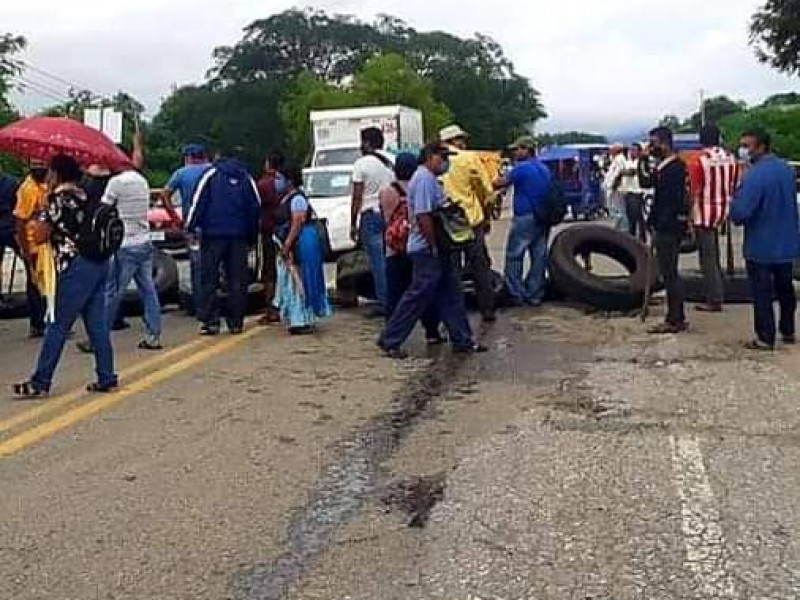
[549,225,659,311]
[336,250,375,301]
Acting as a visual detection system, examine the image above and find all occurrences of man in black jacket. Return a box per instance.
[647,126,689,334]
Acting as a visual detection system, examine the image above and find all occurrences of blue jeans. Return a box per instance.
[106,243,162,343]
[505,214,549,305]
[746,260,797,346]
[380,251,473,350]
[385,254,440,339]
[360,210,387,309]
[31,256,116,391]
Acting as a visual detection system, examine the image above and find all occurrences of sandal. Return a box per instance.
[86,382,119,393]
[13,381,48,399]
[744,339,774,352]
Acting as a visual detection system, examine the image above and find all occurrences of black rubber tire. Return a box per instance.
[683,269,754,304]
[0,292,32,320]
[335,250,509,308]
[549,225,660,311]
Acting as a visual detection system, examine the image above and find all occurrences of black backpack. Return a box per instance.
[534,179,568,226]
[77,200,125,262]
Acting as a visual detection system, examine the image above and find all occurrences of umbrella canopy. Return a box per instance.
[0,117,132,172]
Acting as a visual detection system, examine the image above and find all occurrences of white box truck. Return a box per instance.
[310,105,424,167]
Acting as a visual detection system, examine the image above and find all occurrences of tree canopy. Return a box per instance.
[750,0,800,75]
[0,33,25,173]
[536,131,608,146]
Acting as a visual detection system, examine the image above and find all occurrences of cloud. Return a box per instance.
[6,0,799,133]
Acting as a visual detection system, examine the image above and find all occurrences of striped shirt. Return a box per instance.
[687,147,740,229]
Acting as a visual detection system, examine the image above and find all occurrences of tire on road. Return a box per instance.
[683,269,754,305]
[549,225,659,311]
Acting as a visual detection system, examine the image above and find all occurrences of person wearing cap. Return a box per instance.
[11,161,49,337]
[439,124,497,323]
[495,136,552,307]
[163,144,211,315]
[378,143,487,359]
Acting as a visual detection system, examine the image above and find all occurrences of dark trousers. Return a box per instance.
[261,234,278,313]
[625,193,647,242]
[0,235,46,331]
[746,261,796,346]
[380,251,473,351]
[199,237,249,329]
[385,254,440,339]
[696,227,724,306]
[456,227,495,318]
[654,232,686,326]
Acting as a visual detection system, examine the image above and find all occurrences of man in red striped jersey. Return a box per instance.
[686,125,740,313]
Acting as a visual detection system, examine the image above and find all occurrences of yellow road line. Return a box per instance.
[0,328,261,458]
[0,336,210,435]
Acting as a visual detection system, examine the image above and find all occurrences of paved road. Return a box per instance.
[1,216,799,599]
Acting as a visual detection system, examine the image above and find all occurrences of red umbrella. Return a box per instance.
[0,116,132,171]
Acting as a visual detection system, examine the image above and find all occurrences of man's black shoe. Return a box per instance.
[453,343,489,355]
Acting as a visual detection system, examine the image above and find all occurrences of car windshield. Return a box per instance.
[305,171,352,198]
[315,148,361,167]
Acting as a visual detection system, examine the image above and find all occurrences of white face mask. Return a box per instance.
[738,146,751,162]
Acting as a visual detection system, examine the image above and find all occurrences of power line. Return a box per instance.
[10,58,105,102]
[15,77,71,105]
[15,73,71,101]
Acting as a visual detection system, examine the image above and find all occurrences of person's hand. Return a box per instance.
[349,225,359,243]
[281,245,293,263]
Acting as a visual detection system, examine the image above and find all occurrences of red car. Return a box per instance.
[148,188,187,252]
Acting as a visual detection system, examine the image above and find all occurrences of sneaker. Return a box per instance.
[382,347,409,360]
[453,343,489,355]
[744,339,774,352]
[138,340,163,351]
[76,340,94,354]
[200,325,220,336]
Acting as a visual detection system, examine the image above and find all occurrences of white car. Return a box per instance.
[304,166,357,258]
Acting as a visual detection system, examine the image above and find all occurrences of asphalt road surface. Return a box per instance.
[2,215,800,600]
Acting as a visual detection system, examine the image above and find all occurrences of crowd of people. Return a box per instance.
[0,116,798,395]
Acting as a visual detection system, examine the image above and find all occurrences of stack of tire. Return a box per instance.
[548,225,662,311]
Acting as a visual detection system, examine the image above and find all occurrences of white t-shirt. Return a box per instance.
[352,152,395,214]
[102,170,151,247]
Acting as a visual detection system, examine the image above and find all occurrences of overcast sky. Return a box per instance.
[4,0,799,134]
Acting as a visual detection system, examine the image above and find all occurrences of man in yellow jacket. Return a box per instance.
[440,125,497,322]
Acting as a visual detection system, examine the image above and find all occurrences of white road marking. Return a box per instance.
[670,435,739,598]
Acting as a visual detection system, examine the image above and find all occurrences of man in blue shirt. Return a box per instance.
[495,136,551,306]
[730,128,800,350]
[379,143,486,359]
[163,144,211,315]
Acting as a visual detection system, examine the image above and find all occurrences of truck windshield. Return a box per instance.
[315,148,362,167]
[305,171,353,198]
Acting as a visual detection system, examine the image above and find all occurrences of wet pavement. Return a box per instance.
[2,215,800,599]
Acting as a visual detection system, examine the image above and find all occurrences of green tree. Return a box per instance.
[279,54,452,162]
[750,0,800,75]
[688,96,747,130]
[0,33,26,174]
[211,9,544,149]
[762,92,800,107]
[720,105,800,159]
[658,114,683,130]
[537,131,608,146]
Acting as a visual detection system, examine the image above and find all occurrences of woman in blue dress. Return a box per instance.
[273,165,332,334]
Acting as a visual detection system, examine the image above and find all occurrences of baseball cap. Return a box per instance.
[182,143,206,158]
[439,125,469,142]
[508,136,536,150]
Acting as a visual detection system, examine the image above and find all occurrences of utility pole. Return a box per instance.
[699,89,707,128]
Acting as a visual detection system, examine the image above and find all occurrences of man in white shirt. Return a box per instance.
[350,127,395,317]
[604,143,629,232]
[620,143,647,241]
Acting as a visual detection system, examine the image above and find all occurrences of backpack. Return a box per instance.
[385,182,410,255]
[434,201,475,251]
[533,179,568,226]
[77,200,125,262]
